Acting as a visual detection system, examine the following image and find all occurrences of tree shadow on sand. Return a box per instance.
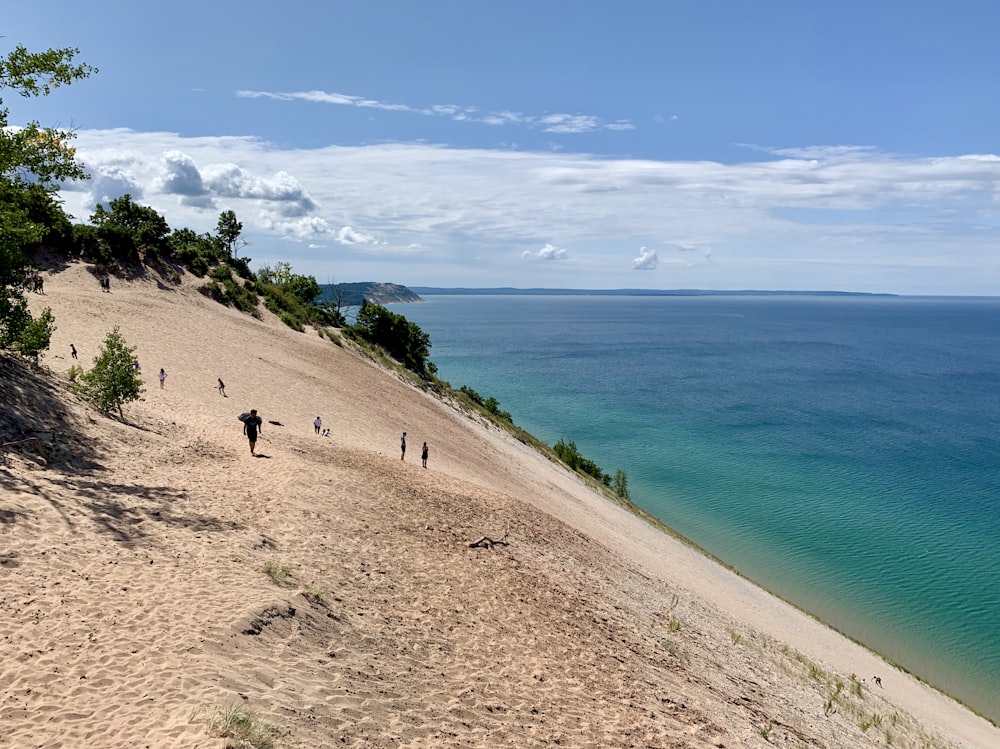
[28,475,242,545]
[0,354,102,472]
[1,354,243,545]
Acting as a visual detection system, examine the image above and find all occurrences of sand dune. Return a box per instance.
[1,262,996,747]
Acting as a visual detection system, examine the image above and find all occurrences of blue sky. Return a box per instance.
[7,1,1000,293]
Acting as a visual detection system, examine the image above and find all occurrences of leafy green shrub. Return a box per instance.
[278,311,304,332]
[200,270,260,318]
[229,255,254,279]
[348,299,433,376]
[189,254,208,277]
[209,264,232,282]
[79,327,144,418]
[12,307,55,365]
[72,224,107,262]
[553,438,612,486]
[204,280,225,303]
[458,385,486,407]
[612,468,630,499]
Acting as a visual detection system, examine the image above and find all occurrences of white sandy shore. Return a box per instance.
[1,261,996,748]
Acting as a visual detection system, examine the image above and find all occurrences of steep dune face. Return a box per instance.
[1,263,994,747]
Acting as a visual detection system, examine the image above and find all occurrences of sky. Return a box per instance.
[7,1,1000,294]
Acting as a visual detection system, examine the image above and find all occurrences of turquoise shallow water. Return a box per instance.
[392,294,1000,720]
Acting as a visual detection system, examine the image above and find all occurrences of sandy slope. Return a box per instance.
[1,262,996,748]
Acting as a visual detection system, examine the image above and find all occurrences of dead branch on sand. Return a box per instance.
[1,437,50,464]
[468,535,509,549]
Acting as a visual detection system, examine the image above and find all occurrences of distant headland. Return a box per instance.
[318,282,423,306]
[319,284,898,305]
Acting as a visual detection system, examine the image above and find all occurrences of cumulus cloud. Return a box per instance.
[57,128,1000,293]
[81,164,144,210]
[335,226,379,245]
[262,215,331,240]
[154,150,216,208]
[201,164,317,213]
[522,243,569,261]
[155,150,206,196]
[633,247,659,270]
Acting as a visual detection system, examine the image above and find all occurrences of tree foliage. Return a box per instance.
[257,262,321,305]
[80,327,144,418]
[216,210,245,257]
[0,43,94,359]
[13,307,55,366]
[0,44,96,187]
[457,385,513,423]
[254,262,344,330]
[553,438,612,486]
[350,299,434,376]
[90,194,170,263]
[612,468,630,500]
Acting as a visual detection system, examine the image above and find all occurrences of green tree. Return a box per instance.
[285,274,321,305]
[80,327,144,418]
[215,210,245,257]
[0,43,94,357]
[91,194,170,262]
[0,205,40,348]
[13,307,55,366]
[352,299,433,376]
[612,469,630,500]
[258,262,321,303]
[553,438,611,486]
[1,44,97,187]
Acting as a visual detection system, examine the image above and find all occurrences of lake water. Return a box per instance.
[390,294,1000,721]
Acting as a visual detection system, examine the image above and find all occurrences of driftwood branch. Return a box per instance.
[468,536,509,549]
[1,437,49,463]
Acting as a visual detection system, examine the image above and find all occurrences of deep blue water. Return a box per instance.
[391,295,1000,721]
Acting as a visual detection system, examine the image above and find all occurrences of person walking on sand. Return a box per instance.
[70,343,78,360]
[400,432,407,460]
[421,441,428,468]
[243,409,263,455]
[158,368,167,389]
[218,378,226,397]
[314,416,322,434]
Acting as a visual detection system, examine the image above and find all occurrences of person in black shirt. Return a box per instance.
[244,409,263,455]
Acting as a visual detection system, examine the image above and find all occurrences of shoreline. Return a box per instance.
[400,293,1000,725]
[5,262,997,747]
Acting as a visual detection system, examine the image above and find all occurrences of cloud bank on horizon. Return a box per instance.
[9,1,1000,295]
[58,129,1000,295]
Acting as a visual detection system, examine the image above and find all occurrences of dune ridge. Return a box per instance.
[1,262,996,747]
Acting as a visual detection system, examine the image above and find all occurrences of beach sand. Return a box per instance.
[2,262,997,747]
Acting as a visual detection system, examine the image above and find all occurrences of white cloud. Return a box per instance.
[155,150,207,196]
[237,89,633,133]
[154,150,216,209]
[262,215,330,240]
[522,243,569,261]
[633,247,659,270]
[336,226,379,245]
[78,162,144,213]
[201,164,317,215]
[57,129,1000,293]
